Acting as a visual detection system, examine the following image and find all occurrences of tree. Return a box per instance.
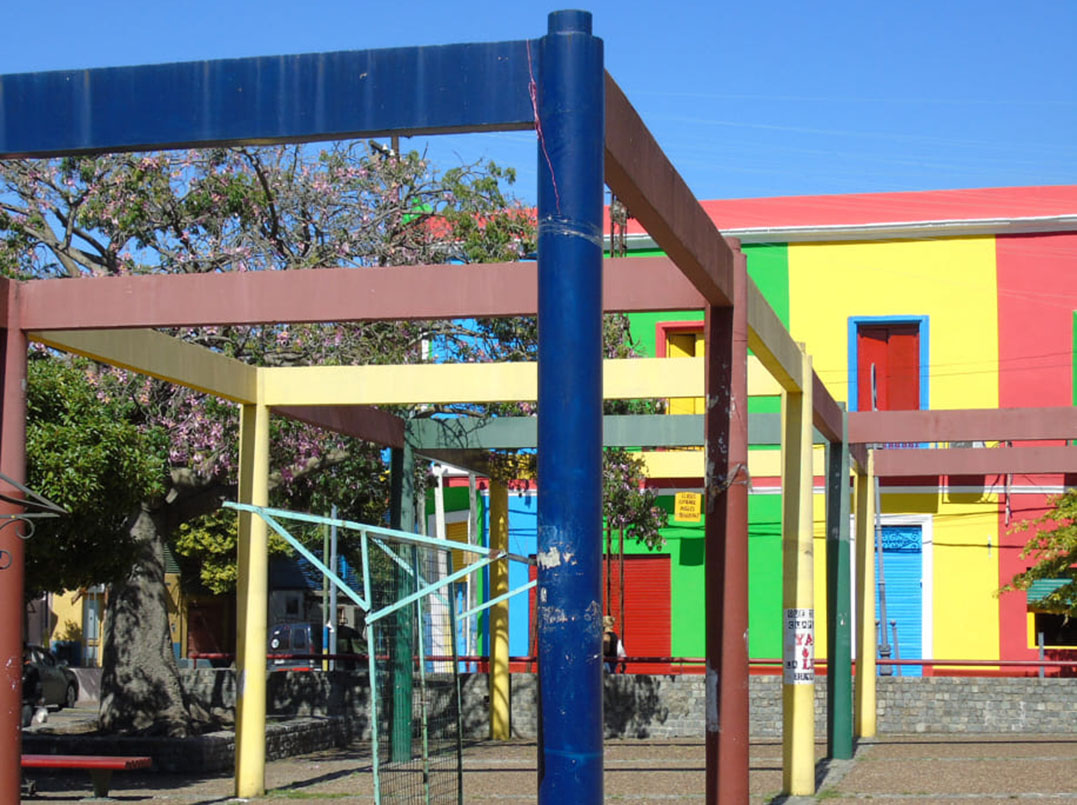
[3,142,661,734]
[23,355,168,597]
[2,143,537,735]
[1002,489,1077,618]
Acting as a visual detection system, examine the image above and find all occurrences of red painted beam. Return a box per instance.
[271,405,405,448]
[604,73,734,307]
[703,252,750,802]
[849,407,1077,445]
[0,287,27,805]
[16,257,704,331]
[873,445,1077,476]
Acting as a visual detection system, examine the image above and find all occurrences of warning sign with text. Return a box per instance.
[673,492,702,522]
[783,608,814,685]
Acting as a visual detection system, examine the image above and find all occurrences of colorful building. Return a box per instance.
[440,185,1077,675]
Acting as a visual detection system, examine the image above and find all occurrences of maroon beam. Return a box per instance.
[874,445,1077,476]
[604,73,734,308]
[813,372,844,445]
[850,407,1077,445]
[271,405,405,448]
[17,257,705,332]
[703,249,749,803]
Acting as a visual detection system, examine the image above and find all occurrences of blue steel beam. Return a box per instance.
[0,42,538,158]
[535,10,605,804]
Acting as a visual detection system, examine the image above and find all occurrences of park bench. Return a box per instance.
[22,753,152,798]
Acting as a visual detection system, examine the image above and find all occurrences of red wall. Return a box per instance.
[996,233,1077,409]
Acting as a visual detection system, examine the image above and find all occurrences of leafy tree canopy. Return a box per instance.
[1002,489,1077,618]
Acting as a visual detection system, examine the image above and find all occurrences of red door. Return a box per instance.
[857,323,920,411]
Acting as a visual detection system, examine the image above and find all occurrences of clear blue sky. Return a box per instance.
[2,0,1074,204]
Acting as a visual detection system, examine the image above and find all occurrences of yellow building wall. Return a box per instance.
[787,238,999,409]
[165,572,186,659]
[49,591,84,645]
[877,491,1000,663]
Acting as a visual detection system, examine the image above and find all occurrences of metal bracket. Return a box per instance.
[0,471,67,541]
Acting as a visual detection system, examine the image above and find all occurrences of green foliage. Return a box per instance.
[1001,488,1077,617]
[24,354,168,596]
[172,507,292,595]
[602,447,667,550]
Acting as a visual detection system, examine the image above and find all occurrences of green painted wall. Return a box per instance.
[605,492,784,659]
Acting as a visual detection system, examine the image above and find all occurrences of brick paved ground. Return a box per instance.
[20,731,1077,802]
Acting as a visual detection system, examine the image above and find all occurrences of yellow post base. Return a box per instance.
[489,480,510,740]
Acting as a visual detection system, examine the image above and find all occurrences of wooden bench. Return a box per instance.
[22,754,153,798]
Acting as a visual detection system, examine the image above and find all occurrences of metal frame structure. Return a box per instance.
[3,9,1073,803]
[223,502,526,804]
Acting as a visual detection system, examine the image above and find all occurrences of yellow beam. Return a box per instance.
[781,346,815,796]
[746,282,803,392]
[235,401,269,798]
[29,328,258,403]
[261,357,780,406]
[488,480,510,740]
[854,451,877,738]
[640,445,826,481]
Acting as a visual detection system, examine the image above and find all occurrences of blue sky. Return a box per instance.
[2,0,1074,204]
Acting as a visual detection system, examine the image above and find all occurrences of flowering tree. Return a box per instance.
[2,143,536,735]
[3,143,661,733]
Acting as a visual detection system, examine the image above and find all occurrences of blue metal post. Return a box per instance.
[536,10,605,803]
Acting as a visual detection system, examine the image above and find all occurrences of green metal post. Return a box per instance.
[826,406,854,758]
[361,532,382,804]
[390,445,416,763]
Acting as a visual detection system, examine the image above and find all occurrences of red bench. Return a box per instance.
[22,754,152,798]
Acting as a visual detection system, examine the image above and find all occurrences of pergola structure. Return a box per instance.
[3,10,1075,803]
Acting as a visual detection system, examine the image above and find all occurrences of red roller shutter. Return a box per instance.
[604,555,671,674]
[528,555,671,674]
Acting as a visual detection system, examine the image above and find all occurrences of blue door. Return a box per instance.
[876,525,923,676]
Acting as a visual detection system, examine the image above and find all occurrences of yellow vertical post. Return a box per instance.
[489,479,510,740]
[781,346,815,796]
[854,450,878,737]
[235,400,270,798]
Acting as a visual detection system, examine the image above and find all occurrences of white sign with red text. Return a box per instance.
[783,608,814,685]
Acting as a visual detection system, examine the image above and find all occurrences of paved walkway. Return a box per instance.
[20,733,1077,803]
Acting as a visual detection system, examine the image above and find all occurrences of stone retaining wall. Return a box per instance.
[179,669,1077,739]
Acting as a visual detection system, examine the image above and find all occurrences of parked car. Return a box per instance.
[23,644,78,709]
[268,622,323,671]
[267,622,365,671]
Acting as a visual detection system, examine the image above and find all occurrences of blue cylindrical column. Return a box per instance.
[536,9,605,803]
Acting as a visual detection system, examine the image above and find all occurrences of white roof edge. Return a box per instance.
[611,213,1077,249]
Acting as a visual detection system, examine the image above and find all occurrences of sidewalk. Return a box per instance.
[20,733,1077,802]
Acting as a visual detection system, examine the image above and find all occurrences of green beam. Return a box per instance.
[409,413,828,451]
[825,406,854,759]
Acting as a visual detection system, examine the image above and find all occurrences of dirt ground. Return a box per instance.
[20,732,1077,803]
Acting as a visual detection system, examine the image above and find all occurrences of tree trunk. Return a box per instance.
[99,504,208,736]
[605,525,612,615]
[618,527,625,640]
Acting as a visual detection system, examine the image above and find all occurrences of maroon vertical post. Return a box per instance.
[0,281,26,803]
[703,245,749,802]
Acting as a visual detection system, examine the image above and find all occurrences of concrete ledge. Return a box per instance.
[22,716,353,773]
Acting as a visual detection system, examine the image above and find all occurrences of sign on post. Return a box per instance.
[783,608,814,684]
[673,492,702,522]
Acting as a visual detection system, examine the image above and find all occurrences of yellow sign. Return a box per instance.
[673,492,702,522]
